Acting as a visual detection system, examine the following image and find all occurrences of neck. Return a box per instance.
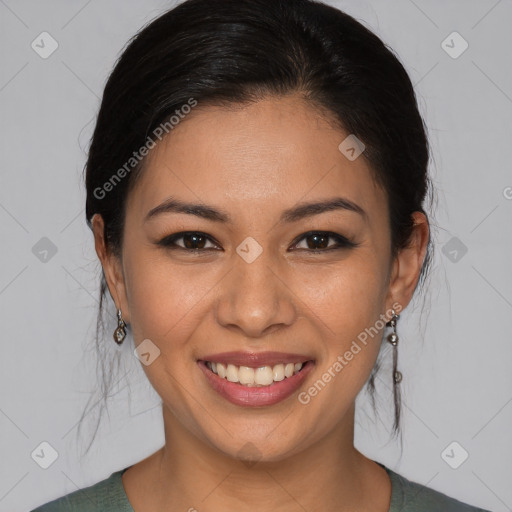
[125,402,390,511]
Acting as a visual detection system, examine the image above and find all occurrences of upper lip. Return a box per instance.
[199,351,313,368]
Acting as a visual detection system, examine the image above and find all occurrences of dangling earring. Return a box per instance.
[386,309,402,435]
[386,309,402,384]
[113,308,127,345]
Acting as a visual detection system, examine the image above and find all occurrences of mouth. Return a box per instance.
[198,352,315,407]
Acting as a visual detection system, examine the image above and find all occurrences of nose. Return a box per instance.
[215,249,297,339]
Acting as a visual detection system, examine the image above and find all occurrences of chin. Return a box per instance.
[203,427,312,466]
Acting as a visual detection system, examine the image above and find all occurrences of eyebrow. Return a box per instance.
[145,196,367,224]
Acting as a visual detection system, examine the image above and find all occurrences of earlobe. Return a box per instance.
[386,211,430,311]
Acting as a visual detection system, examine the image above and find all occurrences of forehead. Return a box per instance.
[127,95,386,224]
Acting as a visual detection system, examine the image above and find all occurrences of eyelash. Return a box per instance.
[156,231,359,253]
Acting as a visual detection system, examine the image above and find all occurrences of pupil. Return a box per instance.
[185,233,205,249]
[308,234,327,249]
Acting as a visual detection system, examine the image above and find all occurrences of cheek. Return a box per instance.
[122,254,207,405]
[122,249,208,344]
[296,269,387,418]
[305,253,389,380]
[304,251,388,328]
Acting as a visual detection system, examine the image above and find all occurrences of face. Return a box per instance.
[94,94,427,463]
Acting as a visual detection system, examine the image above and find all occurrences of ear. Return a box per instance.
[386,211,430,313]
[91,214,130,323]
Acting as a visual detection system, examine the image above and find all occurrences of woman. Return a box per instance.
[31,0,492,510]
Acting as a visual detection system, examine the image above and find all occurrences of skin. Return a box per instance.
[92,93,429,512]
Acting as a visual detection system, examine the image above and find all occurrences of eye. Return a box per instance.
[156,230,358,253]
[157,231,220,251]
[291,231,358,251]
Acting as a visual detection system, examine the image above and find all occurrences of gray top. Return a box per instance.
[30,462,492,511]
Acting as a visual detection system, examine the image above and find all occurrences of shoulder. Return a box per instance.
[29,468,133,512]
[385,466,492,512]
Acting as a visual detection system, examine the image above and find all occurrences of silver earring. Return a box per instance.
[386,309,402,384]
[113,308,127,345]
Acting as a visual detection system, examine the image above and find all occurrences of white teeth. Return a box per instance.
[238,366,255,385]
[254,366,274,386]
[217,362,226,378]
[206,361,305,387]
[284,363,294,378]
[226,364,239,383]
[273,364,285,381]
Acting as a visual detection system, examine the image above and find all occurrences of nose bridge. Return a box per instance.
[216,239,296,337]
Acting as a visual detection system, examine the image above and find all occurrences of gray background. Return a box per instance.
[1,0,511,511]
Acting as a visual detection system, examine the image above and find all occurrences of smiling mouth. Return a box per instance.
[204,361,307,387]
[198,356,315,407]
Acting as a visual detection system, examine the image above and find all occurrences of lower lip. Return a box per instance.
[198,360,314,407]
